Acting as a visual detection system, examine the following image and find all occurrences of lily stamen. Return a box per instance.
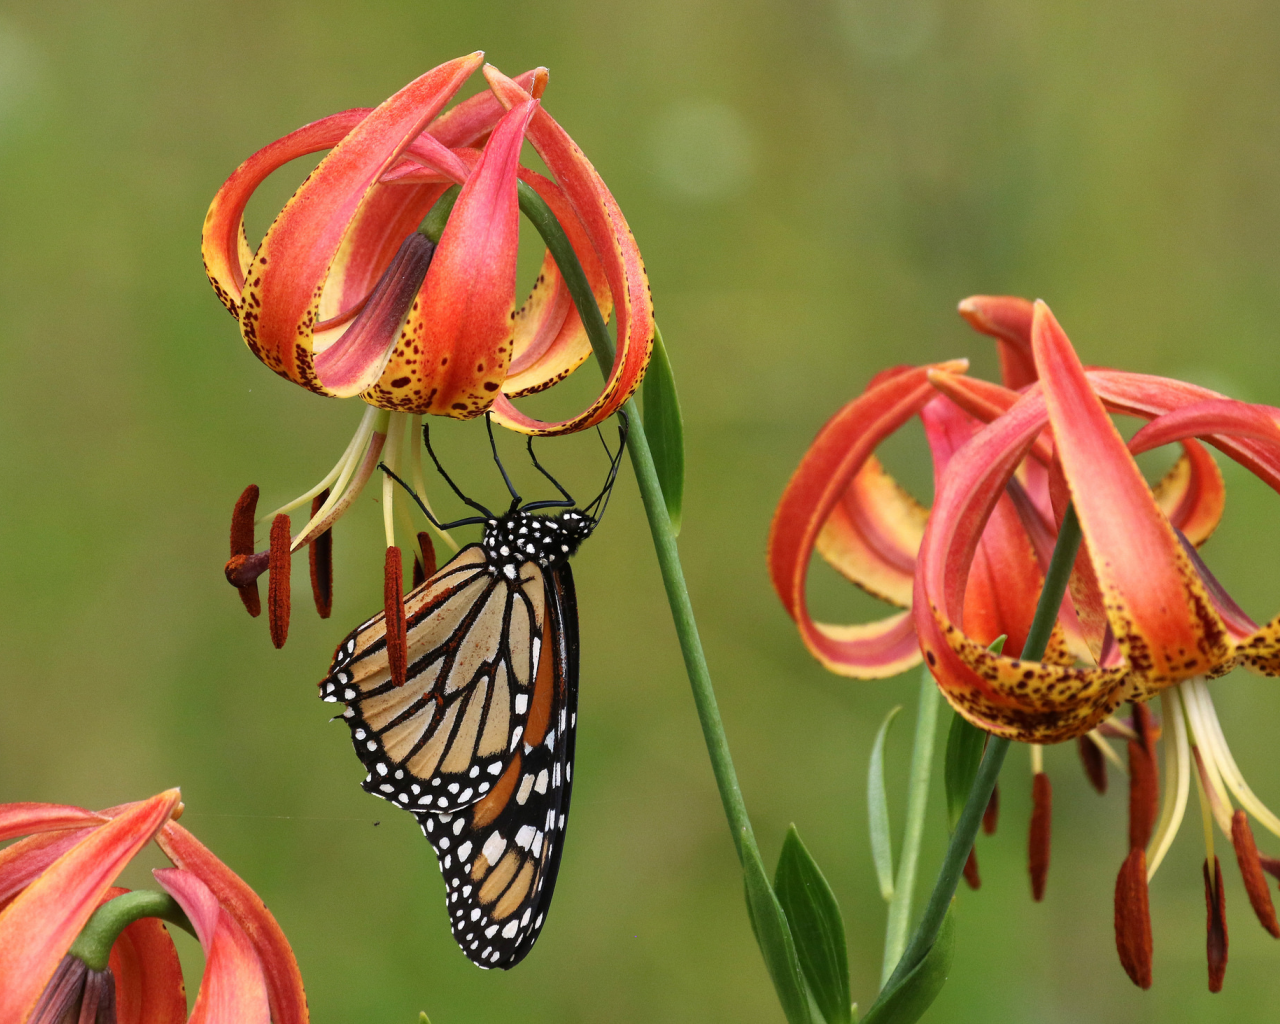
[1146,690,1191,879]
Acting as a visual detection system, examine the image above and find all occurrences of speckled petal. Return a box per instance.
[362,99,537,415]
[1033,302,1231,688]
[482,65,654,436]
[240,54,482,393]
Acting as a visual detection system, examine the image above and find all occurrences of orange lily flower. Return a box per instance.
[0,790,306,1024]
[770,295,1280,990]
[206,53,653,647]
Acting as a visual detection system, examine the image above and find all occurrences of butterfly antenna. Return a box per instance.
[485,412,522,511]
[378,464,490,531]
[583,411,629,522]
[422,421,494,519]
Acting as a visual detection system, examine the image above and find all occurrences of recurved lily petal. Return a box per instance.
[0,789,181,1024]
[155,869,270,1024]
[958,295,1037,389]
[157,822,307,1024]
[1032,301,1232,691]
[502,168,613,397]
[240,53,482,393]
[769,362,966,677]
[482,65,654,435]
[913,387,1130,740]
[363,99,538,414]
[0,803,105,842]
[0,828,100,910]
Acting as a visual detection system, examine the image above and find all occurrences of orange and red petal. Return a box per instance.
[1032,302,1230,689]
[155,869,270,1024]
[482,65,654,435]
[157,822,307,1024]
[364,100,537,415]
[0,789,180,1024]
[0,803,106,842]
[240,53,482,391]
[768,362,965,676]
[0,828,100,910]
[957,295,1037,390]
[103,887,187,1024]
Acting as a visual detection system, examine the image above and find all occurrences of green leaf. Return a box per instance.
[743,839,813,1024]
[943,712,985,834]
[642,324,684,535]
[419,1014,432,1024]
[860,905,956,1024]
[867,705,902,902]
[775,826,852,1024]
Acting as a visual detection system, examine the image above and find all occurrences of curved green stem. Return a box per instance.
[869,505,1083,1011]
[67,890,196,971]
[518,182,757,861]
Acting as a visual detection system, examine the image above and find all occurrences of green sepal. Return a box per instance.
[743,838,813,1024]
[867,705,902,901]
[642,324,684,535]
[774,826,852,1024]
[860,905,956,1024]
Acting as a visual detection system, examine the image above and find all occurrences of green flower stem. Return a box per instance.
[518,181,759,863]
[67,890,196,971]
[880,667,941,986]
[870,504,1083,1010]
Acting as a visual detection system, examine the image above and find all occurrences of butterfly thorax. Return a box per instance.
[481,509,596,580]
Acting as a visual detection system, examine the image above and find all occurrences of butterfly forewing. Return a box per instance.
[421,564,579,969]
[320,547,546,815]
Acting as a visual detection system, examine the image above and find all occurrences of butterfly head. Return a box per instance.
[483,508,597,579]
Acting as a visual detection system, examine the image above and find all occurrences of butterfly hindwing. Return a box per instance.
[419,563,579,969]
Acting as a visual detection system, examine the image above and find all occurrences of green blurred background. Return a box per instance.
[5,0,1280,1020]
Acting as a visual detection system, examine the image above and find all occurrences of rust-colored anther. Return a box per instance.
[384,546,407,687]
[1205,855,1228,992]
[1078,735,1108,794]
[308,490,333,618]
[225,551,269,588]
[983,783,1000,836]
[1231,810,1280,937]
[1128,703,1160,852]
[963,847,981,890]
[228,484,261,616]
[267,514,291,649]
[1115,848,1153,989]
[1029,772,1052,902]
[412,531,438,589]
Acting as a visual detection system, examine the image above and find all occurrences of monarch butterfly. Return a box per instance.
[319,415,627,969]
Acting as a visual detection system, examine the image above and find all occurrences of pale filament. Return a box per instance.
[291,423,388,550]
[1186,678,1280,838]
[1086,729,1126,773]
[1184,691,1236,836]
[1147,688,1191,880]
[1030,743,1044,775]
[382,412,408,549]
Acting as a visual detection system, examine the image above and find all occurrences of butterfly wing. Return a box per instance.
[320,545,546,814]
[421,562,579,969]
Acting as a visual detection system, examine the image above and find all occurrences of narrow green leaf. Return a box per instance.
[941,637,1003,832]
[419,1014,432,1024]
[642,324,684,535]
[775,826,852,1024]
[867,705,902,902]
[743,839,813,1024]
[943,713,985,834]
[860,906,956,1024]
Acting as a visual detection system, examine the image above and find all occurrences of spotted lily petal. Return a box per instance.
[154,869,270,1024]
[238,53,482,394]
[363,99,538,414]
[0,789,180,1024]
[1033,301,1231,691]
[482,65,654,435]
